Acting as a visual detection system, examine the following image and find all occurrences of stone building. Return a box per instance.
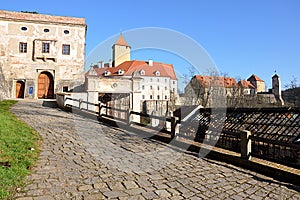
[272,73,284,105]
[247,74,266,93]
[85,34,178,122]
[184,73,284,108]
[184,75,239,107]
[0,10,86,99]
[238,80,255,95]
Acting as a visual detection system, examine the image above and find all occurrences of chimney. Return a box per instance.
[148,59,153,66]
[97,61,104,68]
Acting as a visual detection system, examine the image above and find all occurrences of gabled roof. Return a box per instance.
[114,34,130,47]
[194,75,238,88]
[247,74,264,82]
[87,60,177,80]
[238,80,255,89]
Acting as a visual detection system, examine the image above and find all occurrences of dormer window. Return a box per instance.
[118,69,124,75]
[104,70,111,76]
[140,70,145,75]
[155,71,160,76]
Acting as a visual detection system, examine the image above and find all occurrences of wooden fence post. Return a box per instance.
[127,108,132,125]
[241,130,252,160]
[171,116,179,139]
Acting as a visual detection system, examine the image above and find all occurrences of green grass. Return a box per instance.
[0,100,40,199]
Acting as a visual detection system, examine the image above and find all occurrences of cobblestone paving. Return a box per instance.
[12,101,300,200]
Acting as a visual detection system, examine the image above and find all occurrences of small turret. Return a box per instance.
[112,34,131,67]
[272,73,284,106]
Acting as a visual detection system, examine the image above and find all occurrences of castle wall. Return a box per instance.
[0,10,86,99]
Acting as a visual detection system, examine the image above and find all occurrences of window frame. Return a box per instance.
[42,42,50,53]
[19,42,27,53]
[62,44,70,55]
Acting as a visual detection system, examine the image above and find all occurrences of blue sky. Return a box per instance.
[1,0,299,89]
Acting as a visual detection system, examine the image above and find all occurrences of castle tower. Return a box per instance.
[272,73,284,106]
[112,34,131,67]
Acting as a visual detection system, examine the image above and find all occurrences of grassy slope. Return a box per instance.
[0,100,40,199]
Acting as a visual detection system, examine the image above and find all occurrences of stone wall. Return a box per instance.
[0,10,86,99]
[0,64,8,100]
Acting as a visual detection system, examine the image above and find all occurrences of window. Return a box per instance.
[104,70,110,76]
[165,79,167,83]
[150,78,152,82]
[173,81,175,84]
[118,69,124,75]
[157,78,159,82]
[42,42,50,53]
[19,42,27,53]
[140,70,145,75]
[142,85,145,90]
[165,86,167,90]
[44,28,50,33]
[155,71,160,76]
[21,27,27,31]
[150,85,152,90]
[62,44,70,55]
[173,88,175,92]
[64,30,70,34]
[157,95,160,100]
[157,86,160,90]
[150,95,153,99]
[63,86,69,92]
[142,95,145,99]
[165,95,168,99]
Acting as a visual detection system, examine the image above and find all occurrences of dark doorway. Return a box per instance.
[16,81,25,98]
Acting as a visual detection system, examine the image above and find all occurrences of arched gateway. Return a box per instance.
[38,72,54,99]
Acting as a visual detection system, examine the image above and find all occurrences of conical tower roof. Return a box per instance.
[115,34,130,47]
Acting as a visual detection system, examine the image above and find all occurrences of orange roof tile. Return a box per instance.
[88,60,177,80]
[195,75,238,88]
[247,74,264,82]
[238,80,255,89]
[114,34,130,47]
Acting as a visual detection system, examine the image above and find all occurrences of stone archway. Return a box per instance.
[38,71,54,99]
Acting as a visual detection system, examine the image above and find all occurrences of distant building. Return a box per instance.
[238,80,255,95]
[183,73,284,108]
[272,73,284,105]
[247,74,266,93]
[184,75,238,107]
[0,10,86,99]
[85,34,178,119]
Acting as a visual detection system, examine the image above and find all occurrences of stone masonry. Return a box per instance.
[11,101,300,199]
[0,10,86,99]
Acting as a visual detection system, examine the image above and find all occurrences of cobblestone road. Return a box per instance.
[12,101,300,199]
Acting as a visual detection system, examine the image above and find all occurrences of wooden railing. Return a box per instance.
[57,94,300,168]
[178,107,300,168]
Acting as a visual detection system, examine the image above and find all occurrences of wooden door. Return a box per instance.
[16,81,25,98]
[38,72,54,99]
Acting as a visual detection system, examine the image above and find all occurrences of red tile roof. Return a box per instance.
[247,74,264,82]
[88,60,177,80]
[114,34,130,47]
[195,75,238,88]
[238,80,255,89]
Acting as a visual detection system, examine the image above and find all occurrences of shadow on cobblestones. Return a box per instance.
[11,101,300,199]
